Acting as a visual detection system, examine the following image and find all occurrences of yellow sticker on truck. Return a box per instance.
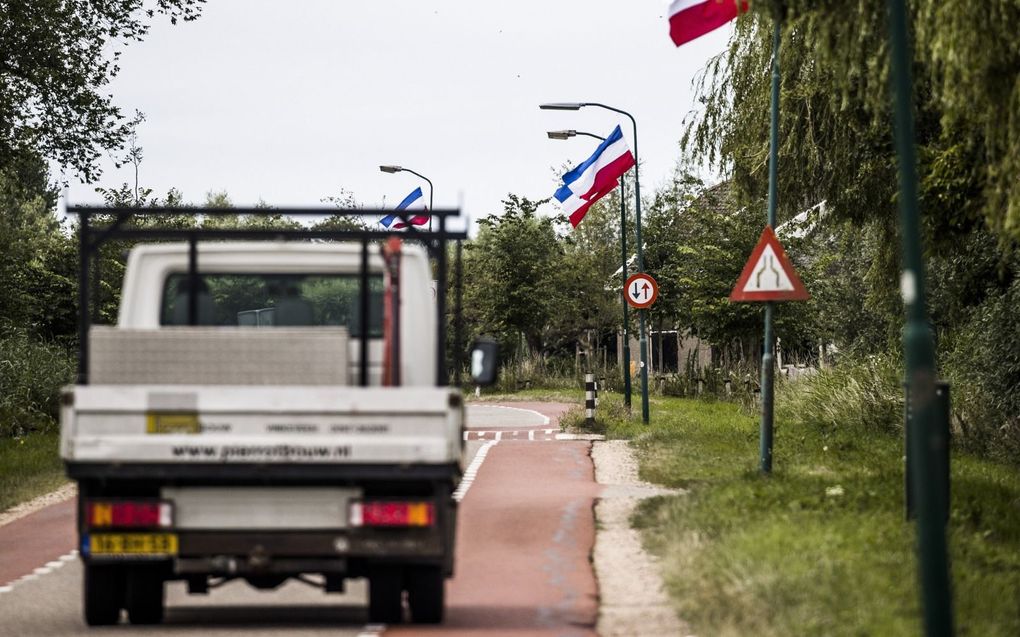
[146,412,200,434]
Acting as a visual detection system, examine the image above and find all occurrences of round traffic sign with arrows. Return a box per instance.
[624,272,658,309]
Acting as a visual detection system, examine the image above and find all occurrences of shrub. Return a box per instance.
[0,328,75,437]
[943,279,1020,464]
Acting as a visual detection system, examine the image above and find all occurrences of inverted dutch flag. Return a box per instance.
[668,0,748,47]
[380,187,429,229]
[553,125,635,228]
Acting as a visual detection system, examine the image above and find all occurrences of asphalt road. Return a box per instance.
[0,402,596,636]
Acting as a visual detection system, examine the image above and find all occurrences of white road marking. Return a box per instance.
[484,404,551,425]
[357,624,386,637]
[453,440,498,502]
[0,549,77,596]
[529,430,535,441]
[495,431,503,441]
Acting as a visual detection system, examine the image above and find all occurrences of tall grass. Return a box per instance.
[490,352,622,394]
[777,353,904,436]
[0,327,75,438]
[597,395,1020,636]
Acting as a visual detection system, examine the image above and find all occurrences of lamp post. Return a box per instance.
[886,0,953,633]
[379,165,434,231]
[541,102,649,424]
[547,129,632,413]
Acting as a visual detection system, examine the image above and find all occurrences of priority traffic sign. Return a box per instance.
[729,226,809,302]
[624,273,658,309]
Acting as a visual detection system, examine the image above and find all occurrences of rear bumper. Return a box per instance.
[72,464,460,576]
[82,528,446,573]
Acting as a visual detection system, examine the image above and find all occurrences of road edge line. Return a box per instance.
[453,440,498,502]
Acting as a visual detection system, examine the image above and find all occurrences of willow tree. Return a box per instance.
[682,1,1020,459]
[685,0,1020,243]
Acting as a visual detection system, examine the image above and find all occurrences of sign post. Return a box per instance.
[730,226,809,473]
[624,272,658,423]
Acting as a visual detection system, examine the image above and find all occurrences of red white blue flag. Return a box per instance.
[380,187,429,229]
[553,125,635,228]
[668,0,747,47]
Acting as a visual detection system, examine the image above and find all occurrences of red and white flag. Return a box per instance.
[668,0,748,47]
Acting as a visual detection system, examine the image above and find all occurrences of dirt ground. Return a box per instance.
[592,440,691,637]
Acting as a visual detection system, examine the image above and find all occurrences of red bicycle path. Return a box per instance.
[0,402,600,636]
[393,401,597,636]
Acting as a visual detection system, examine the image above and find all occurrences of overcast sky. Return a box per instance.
[71,1,732,232]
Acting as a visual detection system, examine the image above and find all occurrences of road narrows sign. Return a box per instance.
[624,273,658,309]
[729,226,810,302]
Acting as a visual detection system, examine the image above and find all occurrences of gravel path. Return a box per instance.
[0,483,75,528]
[592,440,691,637]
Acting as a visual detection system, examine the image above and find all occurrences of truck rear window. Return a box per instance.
[161,273,384,336]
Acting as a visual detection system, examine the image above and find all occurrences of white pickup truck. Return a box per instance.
[61,208,485,627]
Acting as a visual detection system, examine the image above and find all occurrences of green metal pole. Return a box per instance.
[632,132,649,425]
[886,1,954,634]
[760,18,781,474]
[620,178,633,412]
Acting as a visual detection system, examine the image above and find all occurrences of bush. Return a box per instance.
[0,328,75,437]
[943,279,1020,464]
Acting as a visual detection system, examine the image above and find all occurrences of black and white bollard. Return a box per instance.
[585,373,596,426]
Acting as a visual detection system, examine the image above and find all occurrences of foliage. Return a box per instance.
[0,159,76,340]
[552,187,626,359]
[694,1,1020,242]
[942,274,1020,464]
[0,328,74,437]
[462,195,564,356]
[0,0,205,181]
[317,187,370,230]
[678,0,1020,465]
[642,173,763,364]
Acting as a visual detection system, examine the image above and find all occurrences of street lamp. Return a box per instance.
[378,165,434,230]
[546,128,633,413]
[541,101,650,424]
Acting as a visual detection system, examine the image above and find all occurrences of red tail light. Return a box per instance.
[87,501,173,529]
[349,501,435,528]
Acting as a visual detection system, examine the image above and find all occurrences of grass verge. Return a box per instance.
[0,433,67,514]
[590,394,1020,636]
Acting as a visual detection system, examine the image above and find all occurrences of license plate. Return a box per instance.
[147,412,200,434]
[88,533,178,556]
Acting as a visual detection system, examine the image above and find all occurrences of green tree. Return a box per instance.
[551,189,626,362]
[684,2,1020,459]
[0,1,204,181]
[644,175,763,366]
[462,195,563,357]
[0,156,75,339]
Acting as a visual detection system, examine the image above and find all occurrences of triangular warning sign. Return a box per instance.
[729,226,810,302]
